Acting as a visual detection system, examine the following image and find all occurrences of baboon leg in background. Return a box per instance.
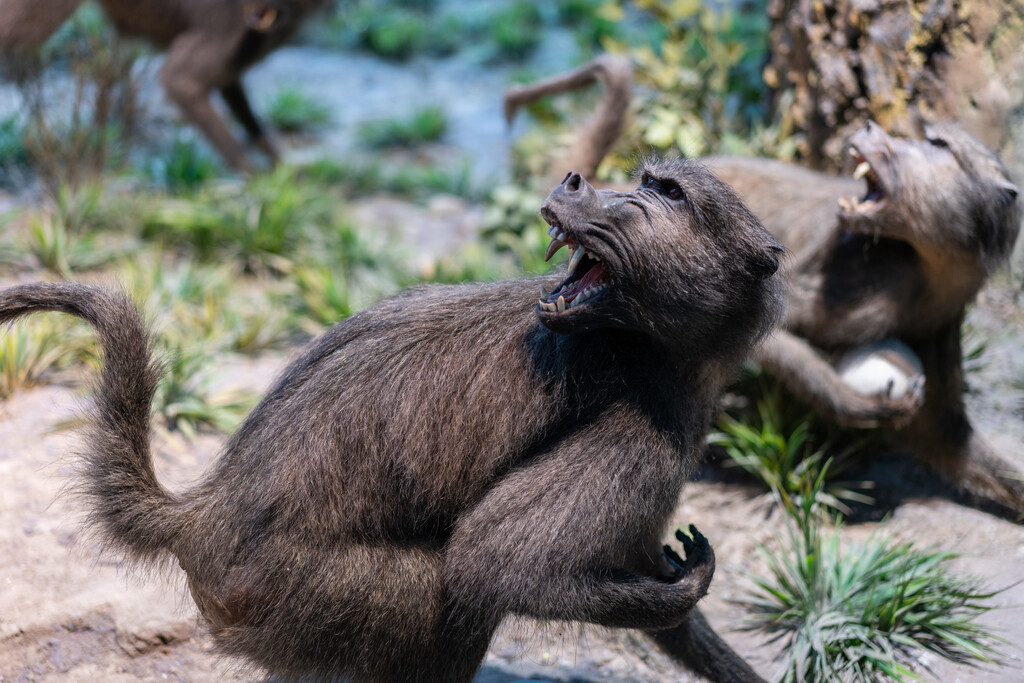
[754,329,924,428]
[0,0,83,50]
[648,609,767,683]
[161,34,256,172]
[220,80,279,164]
[504,54,632,184]
[901,319,1024,517]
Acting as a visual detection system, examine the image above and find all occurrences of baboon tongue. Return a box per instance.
[556,262,607,302]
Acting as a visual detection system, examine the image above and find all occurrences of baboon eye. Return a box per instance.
[927,136,949,149]
[665,184,684,201]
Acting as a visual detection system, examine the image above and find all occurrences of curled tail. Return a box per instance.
[504,53,633,187]
[0,281,182,561]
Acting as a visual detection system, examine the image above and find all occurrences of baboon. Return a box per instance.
[0,160,784,682]
[506,56,1024,516]
[0,0,328,171]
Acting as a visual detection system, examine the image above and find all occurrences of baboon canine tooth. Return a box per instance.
[540,285,549,300]
[545,238,566,262]
[853,162,871,180]
[557,295,565,312]
[567,246,585,276]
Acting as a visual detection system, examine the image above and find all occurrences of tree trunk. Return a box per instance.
[765,0,1024,172]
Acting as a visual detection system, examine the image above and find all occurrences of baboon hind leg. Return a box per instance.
[220,80,279,164]
[161,33,256,172]
[901,318,1024,518]
[647,608,766,683]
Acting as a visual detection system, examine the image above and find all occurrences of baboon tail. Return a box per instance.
[0,281,182,561]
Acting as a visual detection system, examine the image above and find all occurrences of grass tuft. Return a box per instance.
[358,106,448,149]
[741,511,1006,682]
[267,88,333,134]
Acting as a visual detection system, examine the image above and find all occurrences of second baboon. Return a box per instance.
[0,160,784,681]
[506,57,1024,517]
[0,0,328,170]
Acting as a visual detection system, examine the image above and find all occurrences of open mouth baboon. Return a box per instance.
[709,121,1023,516]
[0,160,783,682]
[508,57,1024,519]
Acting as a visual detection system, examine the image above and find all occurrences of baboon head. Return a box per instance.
[839,121,1020,271]
[537,159,785,359]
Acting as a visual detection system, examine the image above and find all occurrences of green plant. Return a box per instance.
[141,166,332,270]
[286,221,403,331]
[121,258,292,354]
[0,115,30,180]
[710,398,873,517]
[150,337,257,437]
[358,106,448,149]
[267,88,332,134]
[487,2,544,62]
[741,508,1006,682]
[144,136,221,194]
[23,184,128,276]
[481,184,567,275]
[0,317,91,399]
[595,0,794,165]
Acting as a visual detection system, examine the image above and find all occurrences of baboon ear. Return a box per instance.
[244,2,279,31]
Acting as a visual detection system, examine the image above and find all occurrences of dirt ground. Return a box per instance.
[1,249,1023,683]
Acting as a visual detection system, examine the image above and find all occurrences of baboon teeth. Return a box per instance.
[539,284,550,300]
[853,161,871,180]
[567,246,586,277]
[568,284,607,308]
[545,238,567,262]
[557,295,566,312]
[538,300,557,311]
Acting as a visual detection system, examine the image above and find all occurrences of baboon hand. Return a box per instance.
[867,373,925,428]
[662,525,714,583]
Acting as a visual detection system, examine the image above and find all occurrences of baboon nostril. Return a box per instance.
[564,172,582,192]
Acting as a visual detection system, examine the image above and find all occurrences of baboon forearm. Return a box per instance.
[755,330,918,428]
[513,567,714,630]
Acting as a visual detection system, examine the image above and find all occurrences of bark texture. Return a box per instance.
[766,0,1024,171]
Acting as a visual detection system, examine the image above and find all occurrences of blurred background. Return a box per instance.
[1,1,1024,681]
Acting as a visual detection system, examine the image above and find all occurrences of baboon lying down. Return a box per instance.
[0,0,327,171]
[0,160,783,682]
[506,58,1024,517]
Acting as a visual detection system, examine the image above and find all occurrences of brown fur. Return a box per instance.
[0,160,783,682]
[708,122,1023,514]
[0,0,327,170]
[506,58,1024,515]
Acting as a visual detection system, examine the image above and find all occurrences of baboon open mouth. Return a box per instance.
[839,147,887,215]
[538,223,609,313]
